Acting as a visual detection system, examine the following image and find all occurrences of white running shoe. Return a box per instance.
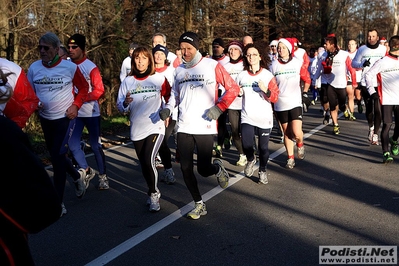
[149,192,161,212]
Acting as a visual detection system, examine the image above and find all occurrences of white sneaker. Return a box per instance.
[244,158,256,177]
[368,127,374,142]
[213,159,229,189]
[371,134,379,145]
[285,158,295,169]
[84,167,96,189]
[74,168,86,198]
[60,203,67,217]
[149,192,161,212]
[258,171,268,184]
[187,202,207,220]
[236,154,247,166]
[297,146,305,160]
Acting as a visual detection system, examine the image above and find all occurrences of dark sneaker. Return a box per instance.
[187,202,207,220]
[214,159,229,189]
[163,168,176,185]
[98,174,109,190]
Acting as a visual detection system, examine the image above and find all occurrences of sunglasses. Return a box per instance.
[37,45,51,51]
[68,45,79,50]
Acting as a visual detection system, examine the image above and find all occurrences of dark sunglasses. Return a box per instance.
[68,45,79,50]
[37,45,51,51]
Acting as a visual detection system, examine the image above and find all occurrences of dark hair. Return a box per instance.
[325,35,338,49]
[242,41,271,71]
[129,47,155,76]
[389,35,399,51]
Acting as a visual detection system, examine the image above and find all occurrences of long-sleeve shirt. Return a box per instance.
[235,68,279,129]
[351,44,386,87]
[117,72,171,141]
[314,50,357,89]
[168,57,239,135]
[27,58,88,120]
[0,58,39,128]
[73,56,104,118]
[120,56,131,82]
[365,54,399,105]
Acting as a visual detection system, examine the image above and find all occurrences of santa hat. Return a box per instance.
[292,38,301,46]
[278,38,295,55]
[228,40,243,54]
[380,37,387,43]
[269,40,278,47]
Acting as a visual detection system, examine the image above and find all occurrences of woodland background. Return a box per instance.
[1,0,397,121]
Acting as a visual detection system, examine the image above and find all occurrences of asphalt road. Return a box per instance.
[29,103,399,266]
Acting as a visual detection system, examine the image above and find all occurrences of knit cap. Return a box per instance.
[228,40,244,54]
[68,34,86,51]
[179,32,200,50]
[152,44,169,57]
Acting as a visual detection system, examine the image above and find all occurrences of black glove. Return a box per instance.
[371,93,379,100]
[159,108,171,120]
[205,105,223,120]
[363,58,371,67]
[302,93,311,113]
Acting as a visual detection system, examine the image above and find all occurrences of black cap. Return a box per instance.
[179,32,200,50]
[68,34,86,51]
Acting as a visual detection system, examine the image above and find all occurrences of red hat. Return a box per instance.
[278,38,295,55]
[228,40,244,54]
[380,37,387,43]
[292,37,301,46]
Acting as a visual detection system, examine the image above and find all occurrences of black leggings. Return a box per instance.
[381,105,399,153]
[360,85,382,132]
[133,134,163,195]
[227,109,244,154]
[241,124,271,172]
[177,133,218,202]
[158,119,176,169]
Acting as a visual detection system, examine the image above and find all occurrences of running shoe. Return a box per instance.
[60,203,67,217]
[390,137,399,156]
[155,154,163,168]
[344,109,350,119]
[323,114,330,125]
[285,158,295,169]
[258,171,268,184]
[214,159,229,189]
[149,192,161,212]
[236,154,248,166]
[333,125,340,135]
[358,99,365,114]
[297,146,305,160]
[187,202,207,220]
[98,174,109,190]
[214,145,223,158]
[368,127,374,142]
[163,168,176,184]
[383,152,393,164]
[224,133,232,150]
[349,114,356,121]
[84,167,96,189]
[371,134,379,145]
[244,158,257,177]
[74,168,86,198]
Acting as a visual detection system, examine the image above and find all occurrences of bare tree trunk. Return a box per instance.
[184,0,193,32]
[393,0,398,35]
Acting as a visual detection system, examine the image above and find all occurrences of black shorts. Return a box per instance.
[275,106,303,124]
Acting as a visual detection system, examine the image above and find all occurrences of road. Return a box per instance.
[29,104,399,266]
